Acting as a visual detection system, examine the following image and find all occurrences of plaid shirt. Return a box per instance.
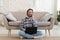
[20,17,38,31]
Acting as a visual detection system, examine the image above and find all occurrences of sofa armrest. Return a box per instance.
[50,17,54,28]
[0,14,4,26]
[3,15,9,27]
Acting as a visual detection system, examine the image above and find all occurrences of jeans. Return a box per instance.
[19,30,42,38]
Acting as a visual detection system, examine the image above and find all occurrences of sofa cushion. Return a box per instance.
[38,22,51,27]
[34,12,48,21]
[11,11,48,21]
[12,11,26,21]
[8,21,21,26]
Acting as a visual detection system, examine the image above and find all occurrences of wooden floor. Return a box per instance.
[0,36,60,40]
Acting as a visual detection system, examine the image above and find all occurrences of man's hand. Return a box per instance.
[31,15,34,19]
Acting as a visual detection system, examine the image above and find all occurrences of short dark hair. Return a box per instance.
[27,8,33,13]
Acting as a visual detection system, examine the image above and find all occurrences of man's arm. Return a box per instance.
[20,19,25,31]
[33,19,38,27]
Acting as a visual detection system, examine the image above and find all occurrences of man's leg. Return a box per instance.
[19,30,33,38]
[33,31,43,38]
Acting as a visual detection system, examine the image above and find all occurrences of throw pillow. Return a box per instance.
[4,12,17,22]
[42,14,52,22]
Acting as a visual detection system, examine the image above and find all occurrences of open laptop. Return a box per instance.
[25,27,37,34]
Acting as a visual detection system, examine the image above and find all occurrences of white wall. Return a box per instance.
[0,0,56,14]
[0,0,34,12]
[34,0,55,14]
[57,0,60,11]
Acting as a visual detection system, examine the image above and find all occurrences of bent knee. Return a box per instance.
[19,30,25,36]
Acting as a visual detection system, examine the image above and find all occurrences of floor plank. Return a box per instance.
[0,36,60,40]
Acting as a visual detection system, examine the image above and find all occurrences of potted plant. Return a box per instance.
[57,11,60,22]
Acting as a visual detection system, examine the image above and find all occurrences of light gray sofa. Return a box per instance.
[3,11,54,36]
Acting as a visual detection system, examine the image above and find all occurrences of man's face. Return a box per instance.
[27,10,33,17]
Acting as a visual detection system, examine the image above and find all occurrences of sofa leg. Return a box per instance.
[45,29,47,37]
[48,29,50,36]
[8,29,11,37]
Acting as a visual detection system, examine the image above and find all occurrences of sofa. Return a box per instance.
[3,11,54,36]
[0,13,4,26]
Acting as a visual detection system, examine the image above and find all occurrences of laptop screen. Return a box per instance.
[25,27,37,34]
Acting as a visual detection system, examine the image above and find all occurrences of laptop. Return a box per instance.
[25,27,37,34]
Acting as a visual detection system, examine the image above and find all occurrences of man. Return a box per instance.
[19,8,42,39]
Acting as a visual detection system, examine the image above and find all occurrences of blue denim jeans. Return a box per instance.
[19,30,42,38]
